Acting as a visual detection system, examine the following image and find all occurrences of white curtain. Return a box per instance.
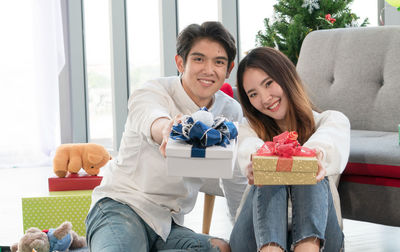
[0,0,64,168]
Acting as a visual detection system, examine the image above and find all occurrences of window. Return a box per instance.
[178,0,218,31]
[0,1,63,168]
[126,0,161,92]
[351,0,378,26]
[83,0,114,149]
[238,0,277,60]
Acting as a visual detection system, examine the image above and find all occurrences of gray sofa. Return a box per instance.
[297,26,400,226]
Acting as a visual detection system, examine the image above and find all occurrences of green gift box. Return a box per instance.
[22,190,92,236]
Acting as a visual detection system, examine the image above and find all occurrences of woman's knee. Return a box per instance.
[260,242,284,252]
[293,236,320,252]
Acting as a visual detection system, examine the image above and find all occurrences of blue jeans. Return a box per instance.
[85,198,220,252]
[229,178,344,252]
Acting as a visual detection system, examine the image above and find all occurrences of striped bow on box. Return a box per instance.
[166,108,238,179]
[170,107,238,158]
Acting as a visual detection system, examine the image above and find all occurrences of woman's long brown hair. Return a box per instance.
[236,47,315,144]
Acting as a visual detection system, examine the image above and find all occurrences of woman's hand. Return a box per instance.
[315,149,326,182]
[245,162,255,185]
[159,114,183,157]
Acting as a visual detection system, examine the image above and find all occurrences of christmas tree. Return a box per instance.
[256,0,369,65]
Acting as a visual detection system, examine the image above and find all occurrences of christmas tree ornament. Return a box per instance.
[325,14,336,24]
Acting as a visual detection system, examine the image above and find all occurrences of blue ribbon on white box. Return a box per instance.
[170,108,238,158]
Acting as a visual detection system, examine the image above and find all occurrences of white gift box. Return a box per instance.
[166,138,237,179]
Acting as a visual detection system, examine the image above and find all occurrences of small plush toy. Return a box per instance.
[220,82,234,98]
[11,221,86,252]
[53,143,111,178]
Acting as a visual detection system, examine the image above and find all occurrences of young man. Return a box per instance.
[85,21,245,251]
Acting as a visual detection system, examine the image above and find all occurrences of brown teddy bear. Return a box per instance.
[53,143,111,178]
[11,221,86,252]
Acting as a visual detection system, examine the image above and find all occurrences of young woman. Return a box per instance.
[229,47,350,252]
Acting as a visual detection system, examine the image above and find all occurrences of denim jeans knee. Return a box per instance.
[291,178,344,251]
[86,198,221,252]
[85,197,157,252]
[255,185,290,251]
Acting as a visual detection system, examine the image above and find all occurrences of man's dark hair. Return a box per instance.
[176,21,236,69]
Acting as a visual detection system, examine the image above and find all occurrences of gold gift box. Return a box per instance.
[253,155,318,185]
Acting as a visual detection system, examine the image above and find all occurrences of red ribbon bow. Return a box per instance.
[255,131,316,172]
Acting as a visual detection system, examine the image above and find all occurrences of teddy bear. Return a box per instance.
[53,143,111,178]
[11,221,87,252]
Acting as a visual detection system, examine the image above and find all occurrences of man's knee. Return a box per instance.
[210,238,231,252]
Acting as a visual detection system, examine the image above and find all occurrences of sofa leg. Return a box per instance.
[202,193,216,234]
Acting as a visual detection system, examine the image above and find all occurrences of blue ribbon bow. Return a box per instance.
[170,108,238,158]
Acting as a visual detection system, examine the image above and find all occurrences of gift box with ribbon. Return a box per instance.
[166,108,238,179]
[253,131,318,185]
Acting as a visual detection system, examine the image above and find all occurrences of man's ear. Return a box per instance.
[175,55,184,73]
[226,61,235,78]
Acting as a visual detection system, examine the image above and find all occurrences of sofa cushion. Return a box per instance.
[348,129,400,165]
[297,26,400,132]
[342,129,400,187]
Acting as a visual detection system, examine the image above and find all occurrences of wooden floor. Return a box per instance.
[1,166,400,251]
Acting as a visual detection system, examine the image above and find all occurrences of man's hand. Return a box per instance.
[156,114,183,157]
[315,149,326,182]
[159,119,174,157]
